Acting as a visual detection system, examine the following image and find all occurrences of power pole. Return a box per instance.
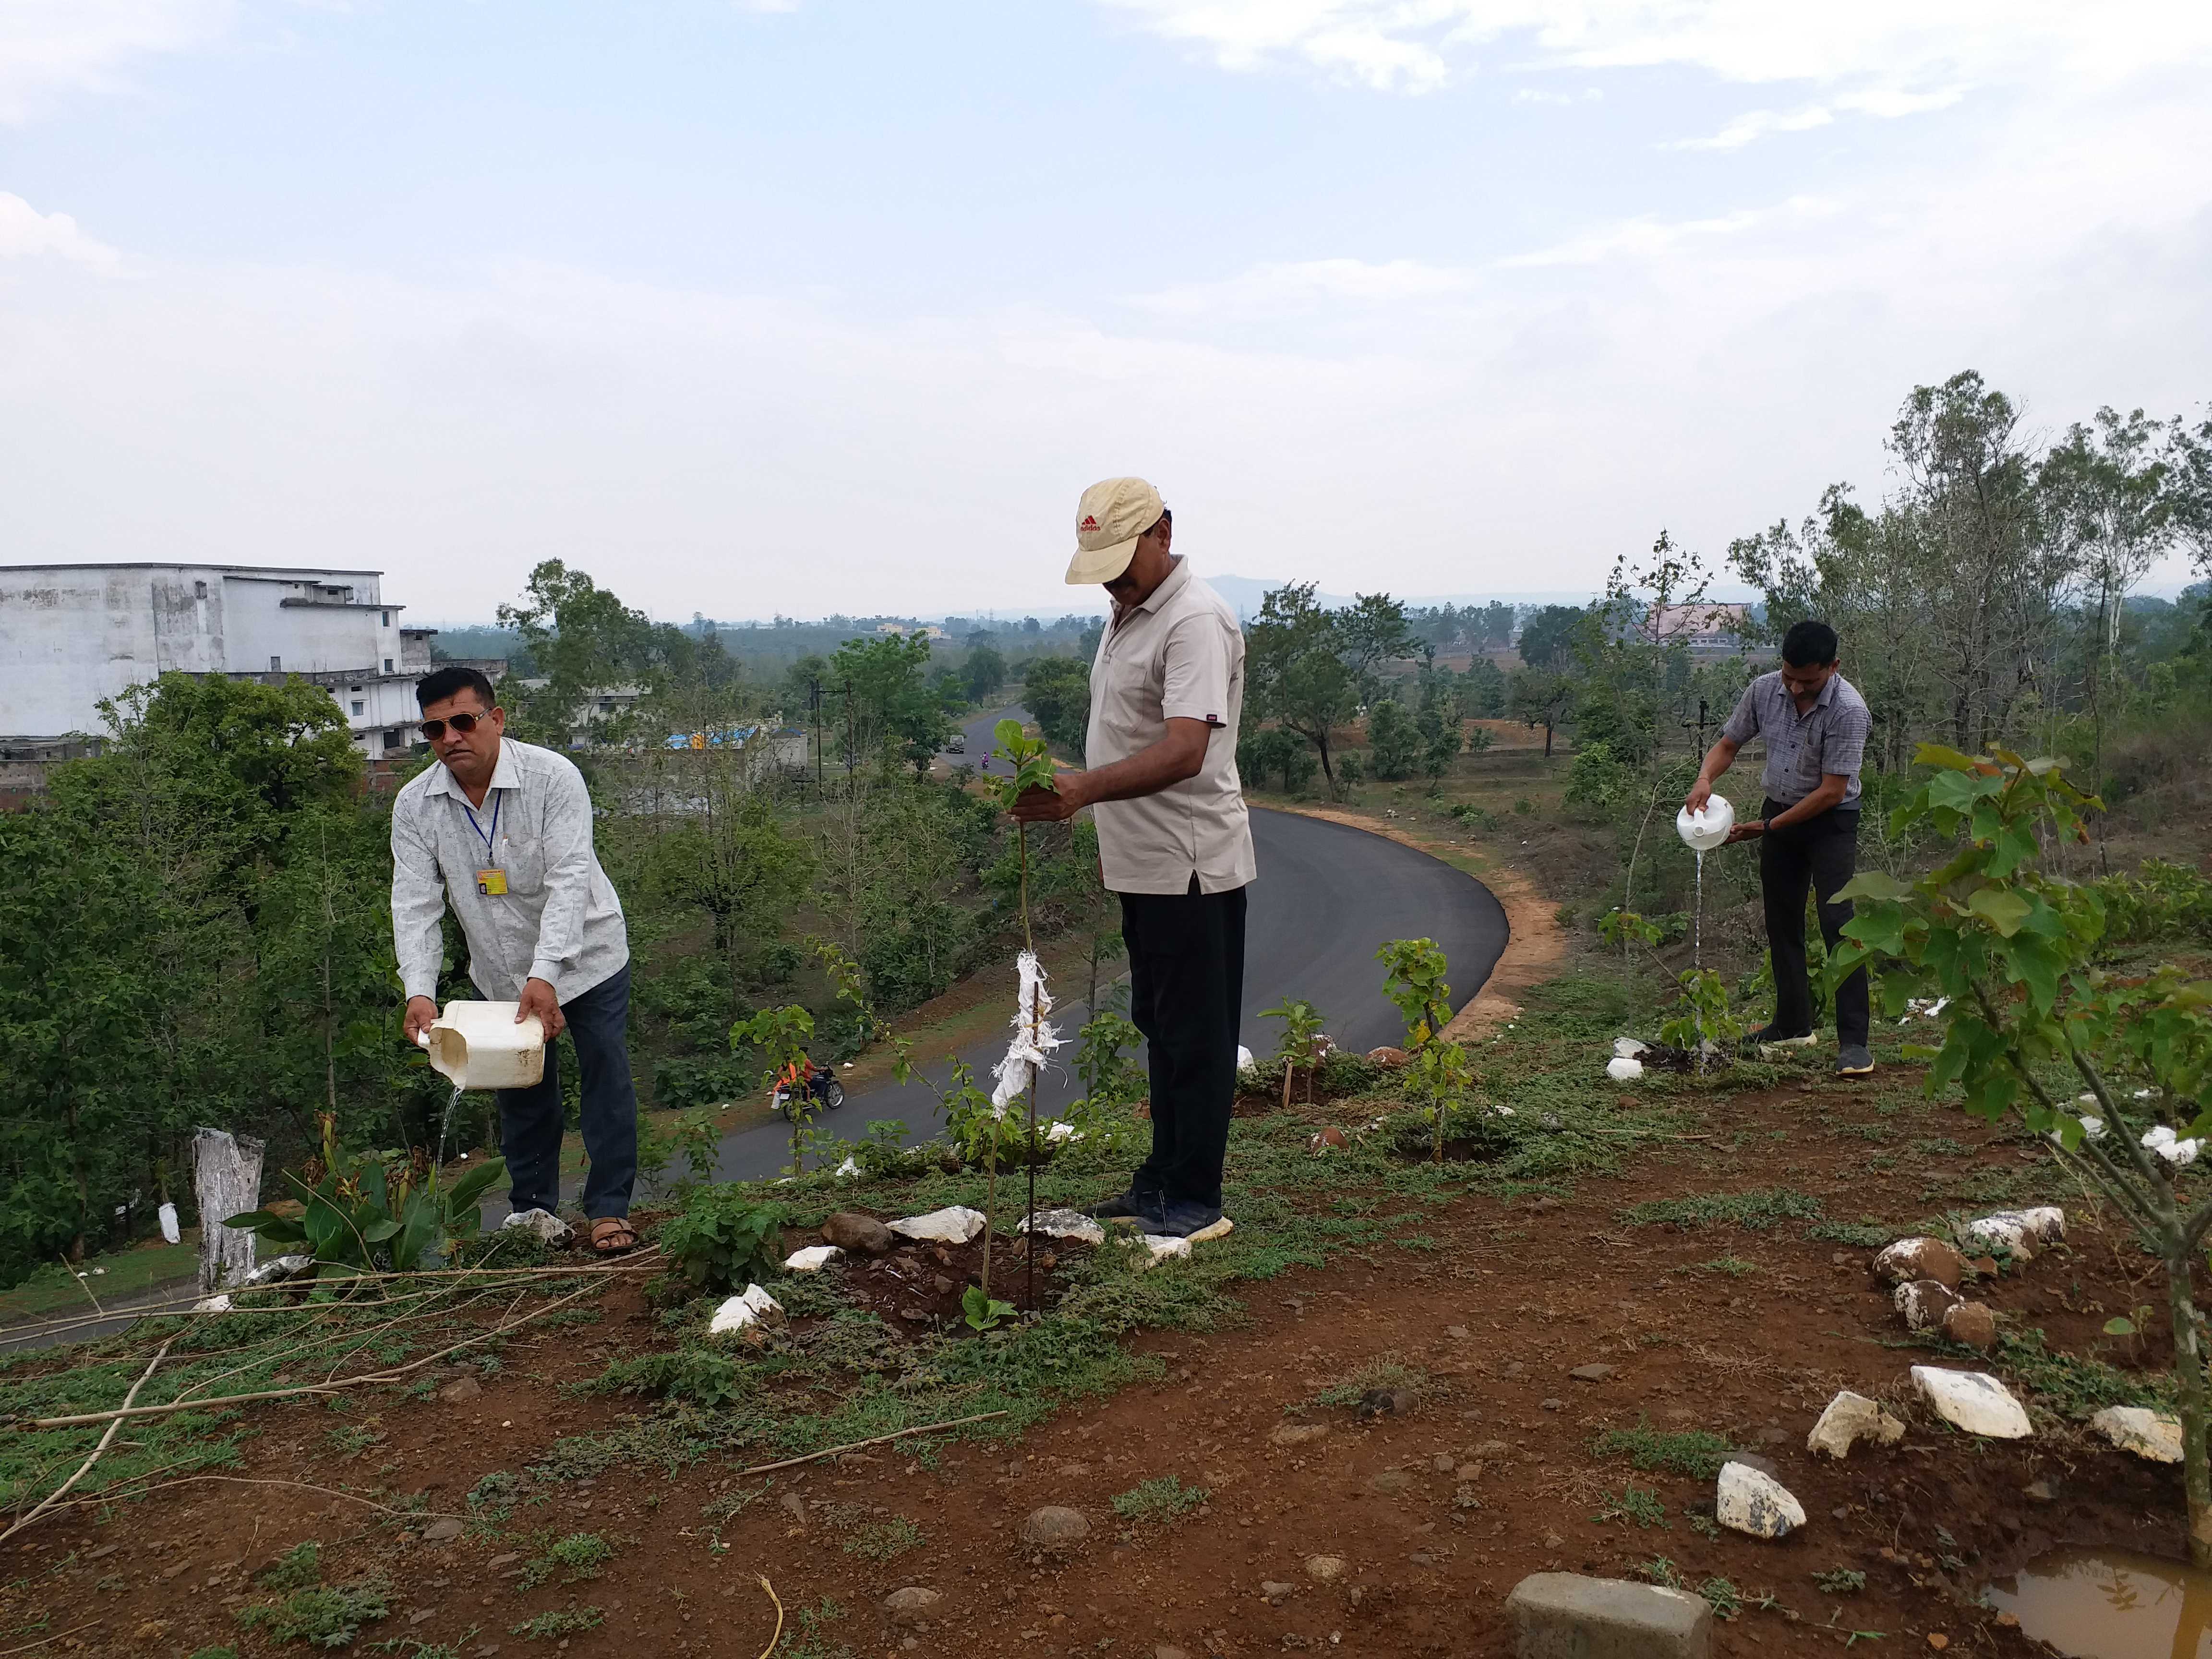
[842,676,854,777]
[807,675,824,793]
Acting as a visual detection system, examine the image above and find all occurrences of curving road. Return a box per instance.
[697,706,1508,1182]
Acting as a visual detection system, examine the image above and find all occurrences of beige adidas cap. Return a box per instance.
[1065,476,1165,585]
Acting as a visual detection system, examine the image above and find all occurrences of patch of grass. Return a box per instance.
[840,1517,923,1561]
[1591,1483,1671,1529]
[1697,1576,1742,1619]
[0,1239,200,1322]
[325,1424,384,1458]
[509,1607,603,1641]
[777,1596,850,1659]
[1309,1354,1427,1410]
[1621,1188,1822,1232]
[519,1532,613,1589]
[1912,1137,1971,1158]
[1996,1327,2175,1417]
[1688,1256,1760,1278]
[1589,1418,1733,1479]
[1804,1219,1897,1248]
[189,1648,243,1659]
[1111,1475,1209,1523]
[236,1579,393,1648]
[256,1541,322,1591]
[1393,1234,1443,1252]
[1815,1568,1867,1594]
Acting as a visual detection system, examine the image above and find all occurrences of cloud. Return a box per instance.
[0,0,234,123]
[1096,2,2212,104]
[1130,257,1479,319]
[0,193,120,271]
[1668,86,1965,151]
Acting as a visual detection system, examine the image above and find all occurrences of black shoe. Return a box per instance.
[1089,1184,1164,1226]
[1835,1045,1874,1077]
[1151,1199,1226,1239]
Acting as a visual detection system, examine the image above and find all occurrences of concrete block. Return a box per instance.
[1506,1573,1712,1659]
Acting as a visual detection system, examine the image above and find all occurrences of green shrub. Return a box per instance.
[235,1579,392,1648]
[656,1186,785,1292]
[590,1346,750,1407]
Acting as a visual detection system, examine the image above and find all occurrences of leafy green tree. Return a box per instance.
[1516,605,1584,671]
[642,778,814,1027]
[1414,666,1463,786]
[1366,697,1421,780]
[1236,726,1317,794]
[1021,656,1092,756]
[1246,582,1358,795]
[964,641,1008,703]
[1508,666,1575,758]
[1830,745,2212,1566]
[829,633,953,774]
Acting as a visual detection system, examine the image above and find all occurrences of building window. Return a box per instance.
[350,700,364,716]
[384,729,402,750]
[269,656,281,672]
[383,657,394,673]
[381,610,390,626]
[194,580,208,600]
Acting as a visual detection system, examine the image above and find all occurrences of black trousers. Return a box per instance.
[1121,878,1249,1210]
[1758,798,1870,1048]
[496,963,639,1220]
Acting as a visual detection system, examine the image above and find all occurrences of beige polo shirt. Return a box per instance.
[1086,557,1257,896]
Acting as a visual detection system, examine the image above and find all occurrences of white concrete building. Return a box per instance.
[0,563,434,757]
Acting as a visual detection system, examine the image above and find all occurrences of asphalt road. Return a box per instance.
[697,704,1508,1183]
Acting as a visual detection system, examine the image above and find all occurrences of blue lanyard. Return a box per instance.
[463,791,502,865]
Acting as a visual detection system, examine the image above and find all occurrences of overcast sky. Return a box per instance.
[3,2,2210,623]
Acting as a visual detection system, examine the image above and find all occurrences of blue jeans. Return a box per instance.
[497,963,638,1220]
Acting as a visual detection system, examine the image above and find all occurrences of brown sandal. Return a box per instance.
[590,1216,639,1256]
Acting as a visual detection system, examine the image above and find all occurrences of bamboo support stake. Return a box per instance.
[734,1409,1010,1476]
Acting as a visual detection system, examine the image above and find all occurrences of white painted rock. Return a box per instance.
[1236,1045,1256,1073]
[1893,1278,1961,1332]
[1912,1366,2032,1439]
[783,1244,842,1273]
[1982,1206,2065,1245]
[1716,1461,1805,1539]
[2090,1406,2183,1463]
[888,1205,987,1244]
[709,1283,784,1336]
[1960,1214,2033,1260]
[1606,1056,1645,1082]
[501,1207,573,1245]
[193,1293,233,1313]
[240,1253,313,1287]
[1133,1235,1192,1271]
[1044,1120,1083,1144]
[1807,1391,1906,1460]
[1019,1207,1106,1246]
[1612,1037,1649,1059]
[834,1155,861,1178]
[1872,1236,1965,1288]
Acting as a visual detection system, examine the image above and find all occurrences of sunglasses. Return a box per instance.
[421,711,493,741]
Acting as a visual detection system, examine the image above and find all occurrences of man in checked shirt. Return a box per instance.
[1684,620,1876,1077]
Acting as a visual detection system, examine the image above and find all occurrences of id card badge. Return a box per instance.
[475,867,508,897]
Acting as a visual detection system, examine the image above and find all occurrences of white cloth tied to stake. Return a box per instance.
[990,950,1063,1112]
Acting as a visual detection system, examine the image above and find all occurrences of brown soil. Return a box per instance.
[833,1230,1084,1329]
[10,1072,2188,1659]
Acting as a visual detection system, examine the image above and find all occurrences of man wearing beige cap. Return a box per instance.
[1011,477,1255,1237]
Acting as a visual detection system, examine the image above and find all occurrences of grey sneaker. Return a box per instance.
[1836,1045,1874,1076]
[1152,1198,1226,1238]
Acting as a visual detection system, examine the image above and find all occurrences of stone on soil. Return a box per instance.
[883,1587,942,1625]
[1960,1214,2035,1260]
[1893,1278,1960,1332]
[437,1373,482,1403]
[420,1518,464,1543]
[1912,1367,2032,1439]
[1872,1237,1966,1289]
[1806,1391,1905,1460]
[1305,1555,1348,1582]
[822,1212,897,1254]
[889,1205,988,1245]
[1261,1580,1296,1602]
[708,1283,783,1339]
[500,1207,572,1245]
[1019,1208,1105,1246]
[1505,1572,1712,1659]
[1715,1461,1804,1539]
[1940,1300,1997,1353]
[1569,1363,1617,1382]
[1368,1046,1408,1068]
[2090,1406,2183,1463]
[1270,1422,1329,1447]
[1020,1505,1090,1548]
[1606,1056,1645,1082]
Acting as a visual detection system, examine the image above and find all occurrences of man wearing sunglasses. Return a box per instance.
[390,667,641,1254]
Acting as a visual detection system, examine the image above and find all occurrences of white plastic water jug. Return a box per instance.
[422,1000,547,1091]
[1675,795,1736,852]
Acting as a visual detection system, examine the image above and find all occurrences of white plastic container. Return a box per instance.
[422,1000,546,1091]
[1675,795,1736,852]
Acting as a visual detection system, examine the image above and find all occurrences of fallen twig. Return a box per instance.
[14,1280,601,1431]
[734,1409,1010,1476]
[58,1255,104,1320]
[2,1339,173,1542]
[754,1576,783,1659]
[0,1620,105,1656]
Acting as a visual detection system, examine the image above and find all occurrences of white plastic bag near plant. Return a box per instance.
[709,1283,783,1335]
[157,1201,181,1245]
[990,950,1062,1111]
